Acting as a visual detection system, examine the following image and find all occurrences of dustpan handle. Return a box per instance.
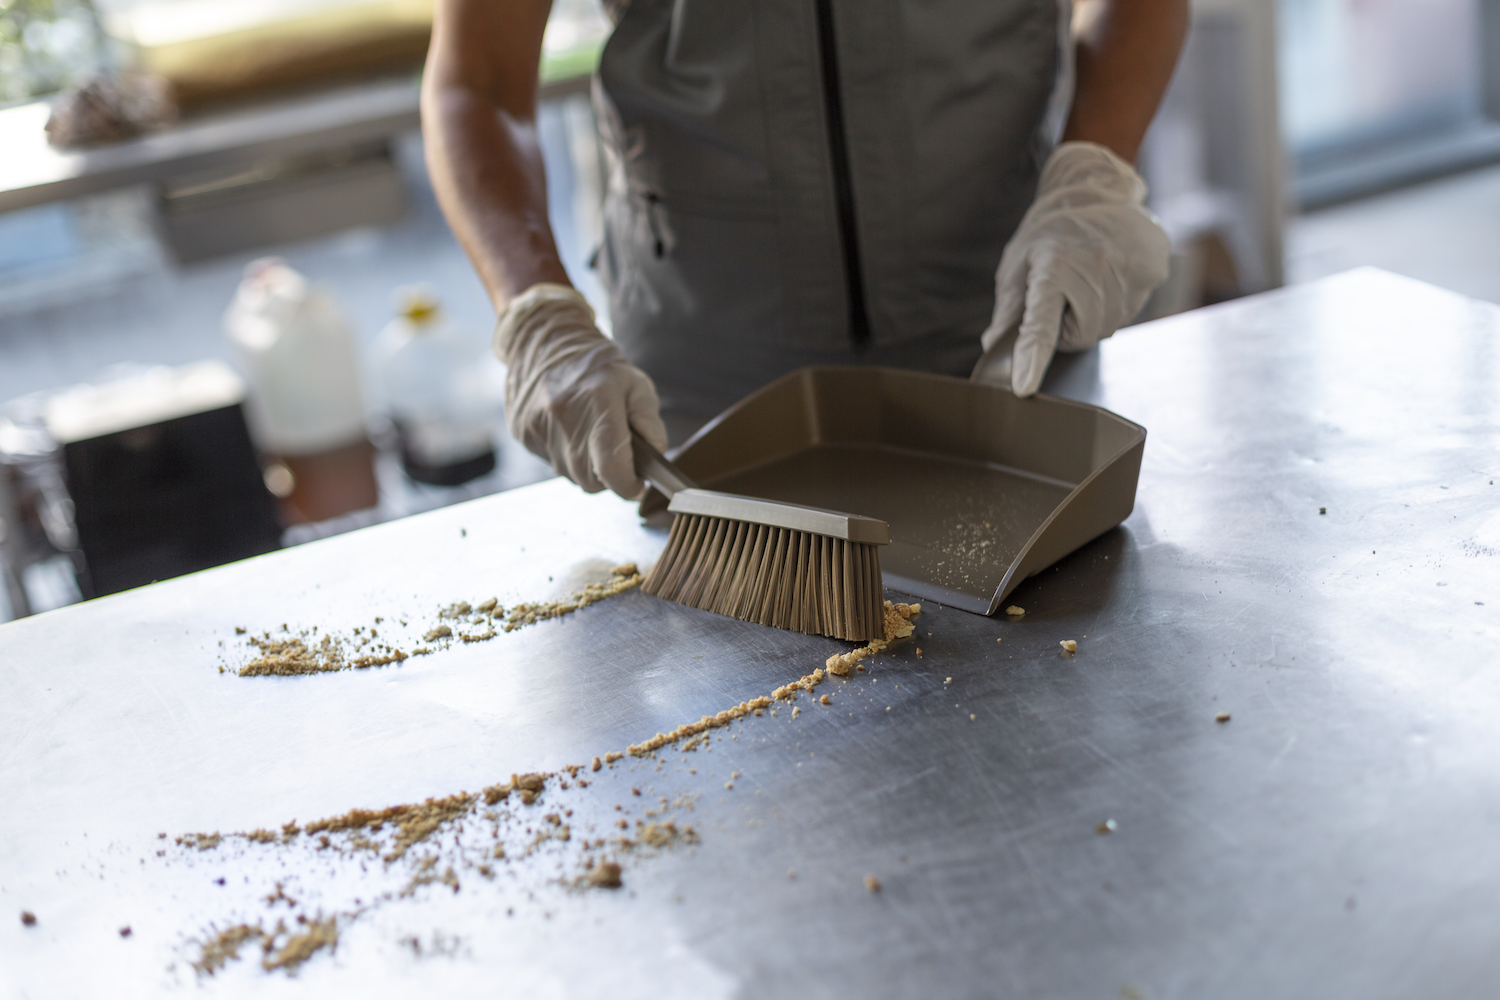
[631,430,697,499]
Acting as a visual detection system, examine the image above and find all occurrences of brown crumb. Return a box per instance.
[819,694,831,705]
[612,563,638,577]
[21,911,36,926]
[423,625,452,642]
[1215,711,1232,723]
[587,861,622,889]
[261,915,337,972]
[193,923,262,975]
[864,875,882,893]
[591,756,602,772]
[119,925,132,937]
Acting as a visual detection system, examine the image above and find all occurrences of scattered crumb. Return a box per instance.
[791,707,801,718]
[995,637,1002,643]
[119,926,132,938]
[1319,507,1326,515]
[261,915,338,972]
[177,832,221,851]
[1096,819,1118,835]
[1060,639,1077,653]
[864,875,882,893]
[591,757,602,772]
[969,714,976,721]
[1215,711,1231,723]
[20,911,36,926]
[232,568,643,677]
[787,868,797,880]
[944,676,952,684]
[586,861,622,889]
[193,923,262,975]
[1005,606,1025,616]
[612,563,638,577]
[819,694,831,706]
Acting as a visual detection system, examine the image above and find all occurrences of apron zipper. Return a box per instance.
[813,0,871,348]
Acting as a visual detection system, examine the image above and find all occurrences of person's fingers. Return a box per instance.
[590,391,646,500]
[1010,261,1067,398]
[622,366,669,453]
[982,247,1029,353]
[557,418,605,494]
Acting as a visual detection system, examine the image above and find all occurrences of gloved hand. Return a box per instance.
[494,283,669,499]
[981,141,1171,397]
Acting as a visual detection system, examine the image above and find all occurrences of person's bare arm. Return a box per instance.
[422,0,570,314]
[1063,0,1189,163]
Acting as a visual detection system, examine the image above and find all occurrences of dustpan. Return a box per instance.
[641,365,1144,615]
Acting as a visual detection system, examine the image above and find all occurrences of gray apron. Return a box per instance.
[592,0,1068,430]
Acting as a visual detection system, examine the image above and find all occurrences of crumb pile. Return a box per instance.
[824,602,921,676]
[234,566,643,677]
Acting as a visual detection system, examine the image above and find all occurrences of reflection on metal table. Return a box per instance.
[2,267,1498,998]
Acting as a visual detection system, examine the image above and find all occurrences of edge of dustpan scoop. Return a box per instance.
[639,365,1146,615]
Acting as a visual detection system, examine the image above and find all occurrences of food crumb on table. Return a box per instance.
[1005,605,1025,616]
[20,911,36,926]
[1060,639,1077,653]
[1215,711,1232,723]
[864,875,882,893]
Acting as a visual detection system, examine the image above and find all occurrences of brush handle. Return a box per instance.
[631,431,698,499]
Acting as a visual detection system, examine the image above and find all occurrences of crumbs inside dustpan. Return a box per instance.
[703,444,1073,607]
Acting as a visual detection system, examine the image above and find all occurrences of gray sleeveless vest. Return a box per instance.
[592,0,1068,427]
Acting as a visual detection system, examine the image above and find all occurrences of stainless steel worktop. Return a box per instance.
[2,268,1498,998]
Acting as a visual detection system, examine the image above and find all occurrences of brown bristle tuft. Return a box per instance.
[643,513,885,641]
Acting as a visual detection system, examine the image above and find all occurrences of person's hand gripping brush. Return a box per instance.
[981,141,1172,397]
[494,284,670,500]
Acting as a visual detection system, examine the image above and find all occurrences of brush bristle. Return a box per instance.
[642,513,885,641]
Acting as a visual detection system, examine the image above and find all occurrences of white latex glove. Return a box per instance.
[981,141,1171,397]
[494,283,669,499]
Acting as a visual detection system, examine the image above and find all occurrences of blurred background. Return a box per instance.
[0,0,1495,621]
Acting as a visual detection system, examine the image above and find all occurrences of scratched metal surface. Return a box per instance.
[3,267,1500,998]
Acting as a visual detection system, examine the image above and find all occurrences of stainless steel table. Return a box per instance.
[3,268,1498,998]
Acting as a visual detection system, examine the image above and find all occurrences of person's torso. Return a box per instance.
[592,0,1067,418]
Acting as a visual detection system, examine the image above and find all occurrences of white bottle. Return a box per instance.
[223,258,367,456]
[374,285,496,486]
[222,258,378,523]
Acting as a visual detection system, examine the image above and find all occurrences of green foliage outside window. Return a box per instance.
[0,0,105,103]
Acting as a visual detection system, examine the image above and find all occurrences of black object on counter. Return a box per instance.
[64,403,280,598]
